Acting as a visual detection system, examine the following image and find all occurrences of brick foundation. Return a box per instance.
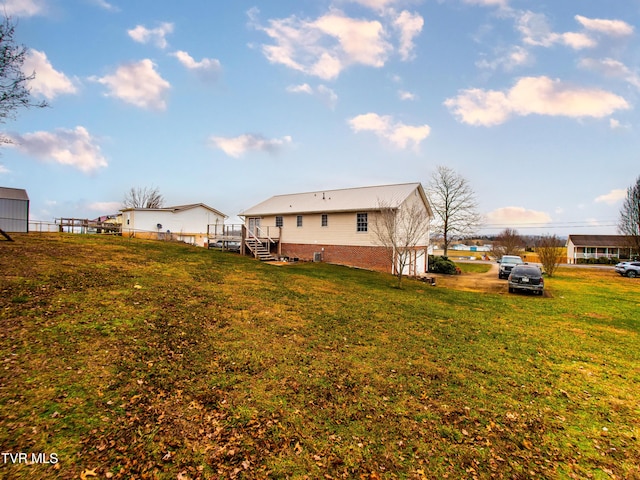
[281,243,393,273]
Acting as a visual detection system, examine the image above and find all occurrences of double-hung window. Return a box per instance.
[275,216,283,227]
[297,215,303,227]
[356,213,368,232]
[321,214,328,227]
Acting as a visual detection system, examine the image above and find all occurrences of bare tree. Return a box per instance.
[371,198,431,288]
[427,165,481,256]
[536,235,565,277]
[123,186,164,209]
[492,228,524,259]
[0,16,48,145]
[618,176,640,258]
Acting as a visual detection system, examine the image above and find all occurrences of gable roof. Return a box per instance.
[240,183,432,217]
[567,234,635,247]
[121,203,226,218]
[0,187,29,201]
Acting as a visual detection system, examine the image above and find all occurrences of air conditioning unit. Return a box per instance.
[313,252,323,262]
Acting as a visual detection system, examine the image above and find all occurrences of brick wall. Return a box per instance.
[281,243,393,273]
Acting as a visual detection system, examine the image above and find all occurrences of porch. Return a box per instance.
[207,223,282,261]
[570,246,635,263]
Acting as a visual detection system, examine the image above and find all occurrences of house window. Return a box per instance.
[275,216,283,227]
[297,215,303,227]
[357,212,368,232]
[321,214,328,227]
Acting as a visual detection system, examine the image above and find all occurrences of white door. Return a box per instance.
[248,217,261,237]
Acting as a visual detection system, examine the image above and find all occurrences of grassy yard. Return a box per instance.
[455,261,492,274]
[1,234,639,479]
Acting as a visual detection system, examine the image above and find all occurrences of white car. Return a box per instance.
[614,261,640,278]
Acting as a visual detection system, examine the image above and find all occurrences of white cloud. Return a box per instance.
[1,0,45,16]
[209,134,293,158]
[579,58,640,89]
[250,7,421,80]
[517,11,595,50]
[609,118,631,130]
[463,0,509,8]
[23,50,77,100]
[88,201,122,212]
[93,59,170,110]
[287,83,338,108]
[0,164,10,174]
[445,76,629,126]
[476,45,531,71]
[393,10,423,61]
[5,126,108,174]
[127,23,174,49]
[575,15,634,37]
[89,0,119,11]
[398,90,417,101]
[486,207,551,226]
[171,50,222,83]
[313,12,390,66]
[287,83,314,94]
[595,189,626,205]
[317,85,338,109]
[516,11,555,47]
[558,32,596,50]
[346,0,400,10]
[348,112,431,149]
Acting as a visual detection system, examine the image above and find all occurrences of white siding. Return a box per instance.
[122,206,224,242]
[259,211,380,247]
[0,198,29,233]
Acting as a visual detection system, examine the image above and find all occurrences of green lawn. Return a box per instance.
[455,261,492,274]
[1,234,638,479]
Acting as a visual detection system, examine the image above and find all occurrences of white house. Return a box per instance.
[566,234,637,263]
[239,183,432,275]
[120,203,226,247]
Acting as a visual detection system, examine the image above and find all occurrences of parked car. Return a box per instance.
[614,261,640,278]
[508,264,544,295]
[210,240,241,252]
[498,255,524,279]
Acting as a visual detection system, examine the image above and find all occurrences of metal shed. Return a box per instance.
[0,187,29,233]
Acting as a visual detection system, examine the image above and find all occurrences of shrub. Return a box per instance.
[429,255,459,275]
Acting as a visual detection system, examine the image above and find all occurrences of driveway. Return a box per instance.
[430,262,506,294]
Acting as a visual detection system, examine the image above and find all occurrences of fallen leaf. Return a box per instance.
[80,469,98,480]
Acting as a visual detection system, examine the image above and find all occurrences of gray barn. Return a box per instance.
[0,187,29,233]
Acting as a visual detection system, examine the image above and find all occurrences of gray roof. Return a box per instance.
[121,203,227,218]
[0,187,29,201]
[240,183,431,216]
[567,234,635,247]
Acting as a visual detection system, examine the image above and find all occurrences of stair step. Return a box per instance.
[245,238,276,261]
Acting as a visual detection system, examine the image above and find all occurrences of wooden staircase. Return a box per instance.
[245,238,276,261]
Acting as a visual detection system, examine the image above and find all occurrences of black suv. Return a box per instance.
[508,264,544,295]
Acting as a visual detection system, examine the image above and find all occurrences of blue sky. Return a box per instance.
[1,0,638,235]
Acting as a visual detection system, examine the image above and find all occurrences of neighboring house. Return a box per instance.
[239,183,432,275]
[120,203,226,247]
[0,187,29,233]
[566,234,638,263]
[450,243,492,253]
